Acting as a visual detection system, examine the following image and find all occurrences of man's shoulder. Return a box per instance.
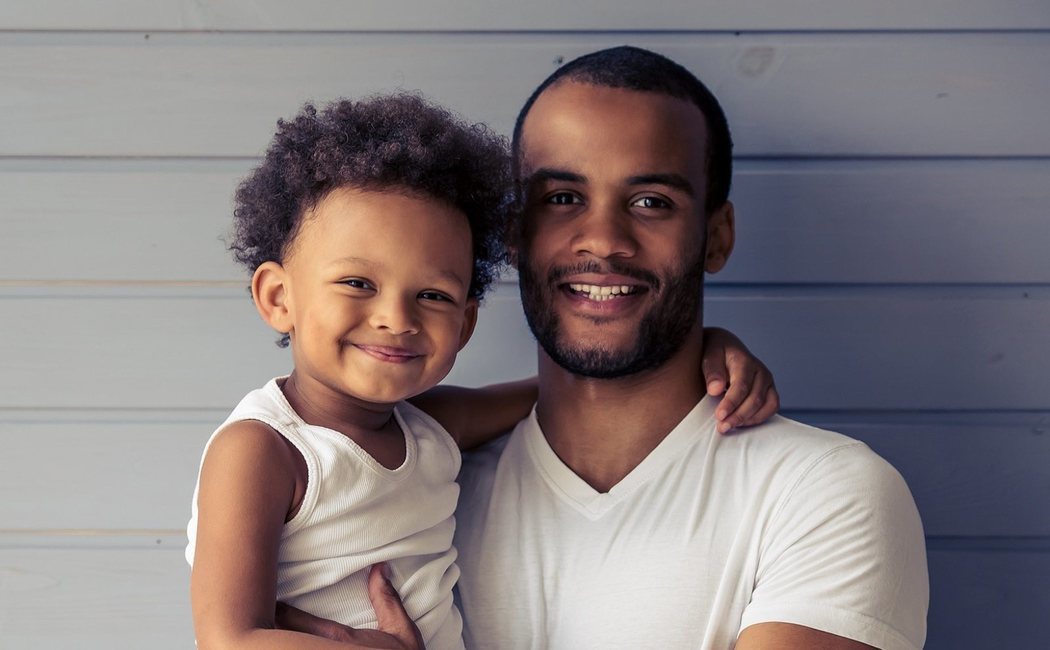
[715,412,901,492]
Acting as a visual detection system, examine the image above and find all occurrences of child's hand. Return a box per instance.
[702,327,780,434]
[275,564,423,649]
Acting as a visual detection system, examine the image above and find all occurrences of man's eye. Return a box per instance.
[547,192,581,206]
[342,278,373,290]
[631,196,671,209]
[419,291,453,303]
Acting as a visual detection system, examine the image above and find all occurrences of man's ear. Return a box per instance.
[458,298,480,351]
[251,261,294,336]
[704,201,735,274]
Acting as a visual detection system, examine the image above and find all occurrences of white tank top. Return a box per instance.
[186,378,464,649]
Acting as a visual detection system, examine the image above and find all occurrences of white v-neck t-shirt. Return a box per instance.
[453,396,927,649]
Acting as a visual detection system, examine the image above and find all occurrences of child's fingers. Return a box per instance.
[743,383,780,428]
[367,563,425,649]
[717,373,780,433]
[275,600,356,641]
[715,367,752,425]
[701,346,729,398]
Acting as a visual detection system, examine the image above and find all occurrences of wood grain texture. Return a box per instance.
[925,547,1050,650]
[4,159,1049,285]
[1,0,1048,31]
[0,5,1045,646]
[0,544,193,648]
[2,33,1049,157]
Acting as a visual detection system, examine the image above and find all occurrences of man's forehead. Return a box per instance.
[519,81,709,181]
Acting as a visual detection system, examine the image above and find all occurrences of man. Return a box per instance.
[451,46,928,649]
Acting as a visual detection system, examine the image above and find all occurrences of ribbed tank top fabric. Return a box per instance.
[186,377,465,649]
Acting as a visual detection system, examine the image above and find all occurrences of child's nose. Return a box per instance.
[369,293,421,335]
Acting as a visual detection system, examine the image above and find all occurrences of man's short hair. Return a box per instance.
[512,45,733,214]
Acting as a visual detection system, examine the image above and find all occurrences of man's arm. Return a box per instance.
[737,444,928,650]
[737,623,876,649]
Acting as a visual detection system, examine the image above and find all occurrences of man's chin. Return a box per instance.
[544,341,651,379]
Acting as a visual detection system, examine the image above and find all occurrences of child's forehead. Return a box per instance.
[292,185,475,272]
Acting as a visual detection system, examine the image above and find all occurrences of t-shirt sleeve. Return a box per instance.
[739,443,929,650]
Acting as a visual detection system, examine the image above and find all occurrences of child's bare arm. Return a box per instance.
[190,421,420,649]
[409,378,538,451]
[411,327,778,447]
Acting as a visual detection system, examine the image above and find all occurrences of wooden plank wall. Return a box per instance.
[1,2,1047,647]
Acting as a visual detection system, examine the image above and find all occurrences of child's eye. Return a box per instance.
[631,196,671,210]
[546,192,582,206]
[419,291,454,303]
[342,278,374,290]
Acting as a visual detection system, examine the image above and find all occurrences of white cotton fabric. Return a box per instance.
[454,396,928,649]
[187,378,464,649]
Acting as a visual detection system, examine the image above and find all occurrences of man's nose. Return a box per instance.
[570,203,639,259]
[368,292,421,335]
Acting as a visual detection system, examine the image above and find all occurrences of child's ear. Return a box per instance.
[457,298,480,351]
[704,201,735,274]
[251,261,294,336]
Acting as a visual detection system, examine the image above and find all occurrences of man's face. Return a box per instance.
[516,81,732,378]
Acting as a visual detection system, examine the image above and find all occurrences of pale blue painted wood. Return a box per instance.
[0,4,1046,647]
[706,287,1050,410]
[1,0,1048,31]
[926,548,1050,649]
[0,545,193,649]
[1,33,1049,157]
[724,159,1050,285]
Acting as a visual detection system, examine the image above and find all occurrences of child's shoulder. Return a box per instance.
[204,418,300,477]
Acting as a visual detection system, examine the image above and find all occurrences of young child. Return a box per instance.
[186,95,777,649]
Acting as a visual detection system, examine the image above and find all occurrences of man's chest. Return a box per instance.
[454,473,762,649]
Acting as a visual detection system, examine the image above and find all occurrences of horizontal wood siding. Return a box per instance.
[1,33,1048,157]
[1,1,1049,31]
[1,5,1046,648]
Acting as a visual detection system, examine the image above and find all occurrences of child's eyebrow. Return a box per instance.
[333,256,469,287]
[331,256,379,271]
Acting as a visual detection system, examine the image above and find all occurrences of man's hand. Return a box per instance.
[702,327,780,434]
[275,564,424,649]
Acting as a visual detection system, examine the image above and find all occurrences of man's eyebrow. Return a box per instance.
[626,173,695,197]
[525,167,587,186]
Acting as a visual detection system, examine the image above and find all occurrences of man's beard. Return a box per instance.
[518,253,704,379]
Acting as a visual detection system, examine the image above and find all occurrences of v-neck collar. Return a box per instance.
[522,395,718,519]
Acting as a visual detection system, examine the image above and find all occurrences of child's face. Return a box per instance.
[266,187,478,405]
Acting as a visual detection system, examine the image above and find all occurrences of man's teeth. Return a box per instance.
[568,283,636,302]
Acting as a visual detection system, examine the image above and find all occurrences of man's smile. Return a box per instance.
[566,282,641,301]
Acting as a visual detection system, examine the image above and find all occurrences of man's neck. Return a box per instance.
[534,328,708,493]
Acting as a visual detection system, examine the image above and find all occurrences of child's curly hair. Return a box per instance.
[230,93,510,300]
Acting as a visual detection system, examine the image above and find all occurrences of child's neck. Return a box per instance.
[278,372,406,470]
